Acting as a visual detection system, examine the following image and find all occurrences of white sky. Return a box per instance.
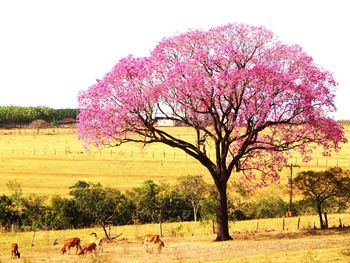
[0,0,349,119]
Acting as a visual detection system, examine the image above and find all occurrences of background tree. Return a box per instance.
[250,196,288,219]
[177,175,210,222]
[20,194,48,230]
[69,181,132,239]
[0,195,21,229]
[157,183,192,222]
[127,180,160,224]
[28,119,51,134]
[78,23,346,241]
[294,167,350,229]
[48,195,82,229]
[53,108,78,121]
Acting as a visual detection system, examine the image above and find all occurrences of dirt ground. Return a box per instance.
[2,229,350,263]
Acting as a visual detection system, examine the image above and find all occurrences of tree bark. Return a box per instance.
[316,203,324,229]
[193,206,198,222]
[102,224,110,240]
[324,212,328,229]
[215,181,233,241]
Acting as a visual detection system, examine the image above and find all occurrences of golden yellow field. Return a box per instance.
[1,215,350,262]
[0,125,350,262]
[0,125,349,197]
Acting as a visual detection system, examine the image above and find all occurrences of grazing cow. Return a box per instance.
[155,240,165,254]
[96,237,108,252]
[78,243,97,256]
[11,243,20,259]
[89,232,106,252]
[143,234,165,253]
[61,237,82,255]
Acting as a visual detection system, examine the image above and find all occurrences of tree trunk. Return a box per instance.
[102,224,110,240]
[193,206,198,222]
[215,181,233,241]
[324,212,328,229]
[316,203,324,229]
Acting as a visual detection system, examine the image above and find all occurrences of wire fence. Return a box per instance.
[0,127,76,136]
[1,146,350,169]
[1,126,350,169]
[233,213,350,233]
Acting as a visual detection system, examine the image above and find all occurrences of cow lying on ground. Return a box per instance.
[78,242,97,256]
[61,237,82,255]
[11,243,20,259]
[143,234,165,253]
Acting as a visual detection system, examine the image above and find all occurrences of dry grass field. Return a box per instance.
[0,125,350,262]
[0,125,349,197]
[1,217,350,262]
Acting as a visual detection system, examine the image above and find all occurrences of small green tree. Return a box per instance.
[157,184,192,222]
[127,180,160,223]
[48,195,83,229]
[254,196,288,219]
[21,194,48,230]
[69,181,132,239]
[294,167,350,229]
[0,195,21,228]
[177,175,210,222]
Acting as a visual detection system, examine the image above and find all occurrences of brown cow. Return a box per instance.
[11,243,20,259]
[155,240,165,254]
[89,232,106,252]
[78,243,97,256]
[96,237,107,252]
[61,237,82,255]
[143,234,165,253]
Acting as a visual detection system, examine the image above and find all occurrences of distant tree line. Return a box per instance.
[1,170,349,233]
[0,106,77,126]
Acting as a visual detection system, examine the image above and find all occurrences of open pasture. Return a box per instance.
[0,125,350,197]
[1,215,350,262]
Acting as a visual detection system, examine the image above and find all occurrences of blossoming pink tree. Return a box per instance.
[78,23,346,241]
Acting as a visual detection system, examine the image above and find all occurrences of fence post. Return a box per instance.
[282,218,285,231]
[256,221,259,231]
[297,217,301,230]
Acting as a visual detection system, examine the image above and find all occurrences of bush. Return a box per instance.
[241,196,288,219]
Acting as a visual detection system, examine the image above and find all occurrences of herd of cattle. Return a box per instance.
[10,233,165,259]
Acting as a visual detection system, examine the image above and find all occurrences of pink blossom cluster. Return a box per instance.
[78,23,346,183]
